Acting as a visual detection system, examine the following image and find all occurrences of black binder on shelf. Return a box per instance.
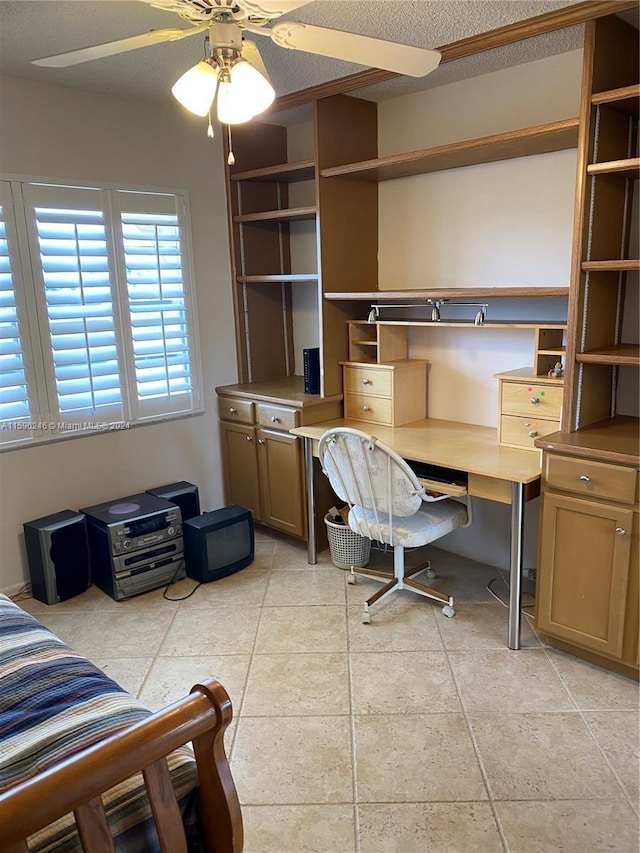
[303,347,320,395]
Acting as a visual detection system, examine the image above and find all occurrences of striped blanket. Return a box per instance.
[0,593,198,852]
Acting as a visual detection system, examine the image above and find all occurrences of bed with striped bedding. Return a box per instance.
[0,593,199,852]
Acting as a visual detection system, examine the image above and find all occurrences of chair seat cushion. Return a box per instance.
[349,499,468,548]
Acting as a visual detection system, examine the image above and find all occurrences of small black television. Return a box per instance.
[184,505,254,582]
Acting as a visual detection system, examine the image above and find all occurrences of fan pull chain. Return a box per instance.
[227,125,235,166]
[207,109,214,139]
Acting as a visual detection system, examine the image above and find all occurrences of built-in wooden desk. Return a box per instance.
[291,417,543,651]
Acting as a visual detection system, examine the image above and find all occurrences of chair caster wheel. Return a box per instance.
[362,608,371,624]
[442,604,455,618]
[426,568,436,579]
[347,574,356,585]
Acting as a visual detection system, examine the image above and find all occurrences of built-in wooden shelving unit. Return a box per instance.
[320,118,579,182]
[229,159,315,183]
[236,274,319,283]
[575,344,640,365]
[591,83,639,115]
[233,206,316,223]
[324,287,569,301]
[586,157,640,177]
[581,259,640,271]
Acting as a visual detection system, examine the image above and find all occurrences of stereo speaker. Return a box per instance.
[23,510,91,605]
[146,481,200,522]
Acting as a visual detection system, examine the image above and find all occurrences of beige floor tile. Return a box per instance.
[547,649,640,710]
[72,610,175,658]
[242,653,349,716]
[435,602,540,650]
[175,570,269,609]
[139,654,250,712]
[495,800,640,852]
[242,804,356,853]
[23,612,87,648]
[583,711,640,806]
[231,716,353,804]
[354,714,487,803]
[347,601,443,653]
[272,539,316,570]
[264,569,346,607]
[448,648,575,712]
[250,540,276,570]
[255,606,347,654]
[93,585,182,611]
[470,712,626,801]
[18,585,107,613]
[350,651,461,715]
[90,657,153,695]
[159,606,260,655]
[358,802,503,853]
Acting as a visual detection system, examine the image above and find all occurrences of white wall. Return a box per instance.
[0,75,236,593]
[376,50,584,571]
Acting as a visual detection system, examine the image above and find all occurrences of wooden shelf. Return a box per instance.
[538,348,567,355]
[230,159,315,183]
[237,274,319,283]
[362,320,567,330]
[581,259,640,271]
[587,157,640,177]
[325,287,570,301]
[319,118,579,182]
[576,344,640,365]
[233,206,316,224]
[591,84,640,117]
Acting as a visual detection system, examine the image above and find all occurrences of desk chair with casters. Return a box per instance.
[318,427,472,623]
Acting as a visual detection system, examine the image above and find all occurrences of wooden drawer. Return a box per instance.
[343,365,392,398]
[500,415,560,450]
[218,395,254,424]
[256,403,299,431]
[344,394,393,425]
[545,454,637,504]
[501,381,563,419]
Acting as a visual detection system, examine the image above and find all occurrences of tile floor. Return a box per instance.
[19,531,640,853]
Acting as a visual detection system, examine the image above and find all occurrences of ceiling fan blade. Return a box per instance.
[242,40,272,83]
[269,21,441,78]
[32,26,206,68]
[239,1,312,19]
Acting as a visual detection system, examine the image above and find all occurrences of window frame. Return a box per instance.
[0,175,204,450]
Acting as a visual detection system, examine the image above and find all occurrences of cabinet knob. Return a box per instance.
[579,475,590,483]
[270,416,280,423]
[528,430,538,437]
[362,378,371,385]
[530,397,539,405]
[229,407,237,414]
[363,405,370,412]
[258,438,265,445]
[615,527,626,536]
[245,435,253,442]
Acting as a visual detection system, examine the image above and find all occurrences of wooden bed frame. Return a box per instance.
[0,679,243,853]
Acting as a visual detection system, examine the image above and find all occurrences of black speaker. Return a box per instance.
[23,510,91,605]
[146,481,200,522]
[303,347,320,395]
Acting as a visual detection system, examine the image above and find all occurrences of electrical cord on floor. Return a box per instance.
[162,560,201,602]
[486,576,536,619]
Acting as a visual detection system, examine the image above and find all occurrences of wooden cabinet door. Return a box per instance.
[536,493,634,659]
[220,421,261,521]
[257,428,304,538]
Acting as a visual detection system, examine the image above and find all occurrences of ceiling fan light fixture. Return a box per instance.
[216,59,275,124]
[171,60,219,117]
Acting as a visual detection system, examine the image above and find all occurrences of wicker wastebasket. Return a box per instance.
[324,513,370,570]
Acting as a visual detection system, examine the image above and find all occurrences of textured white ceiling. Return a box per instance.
[0,0,589,108]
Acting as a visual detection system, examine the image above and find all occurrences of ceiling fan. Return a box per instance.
[32,0,441,149]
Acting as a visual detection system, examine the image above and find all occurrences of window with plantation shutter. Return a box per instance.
[0,180,202,449]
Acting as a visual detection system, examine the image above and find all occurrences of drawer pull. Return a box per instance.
[229,407,237,414]
[530,397,539,405]
[615,527,626,536]
[363,405,370,412]
[258,438,265,445]
[270,416,280,423]
[245,435,253,442]
[528,430,538,437]
[362,378,371,385]
[579,475,590,483]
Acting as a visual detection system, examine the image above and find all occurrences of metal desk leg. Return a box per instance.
[304,436,317,565]
[508,481,525,650]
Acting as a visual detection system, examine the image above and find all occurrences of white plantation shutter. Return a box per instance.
[22,184,125,427]
[0,183,40,445]
[116,191,197,418]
